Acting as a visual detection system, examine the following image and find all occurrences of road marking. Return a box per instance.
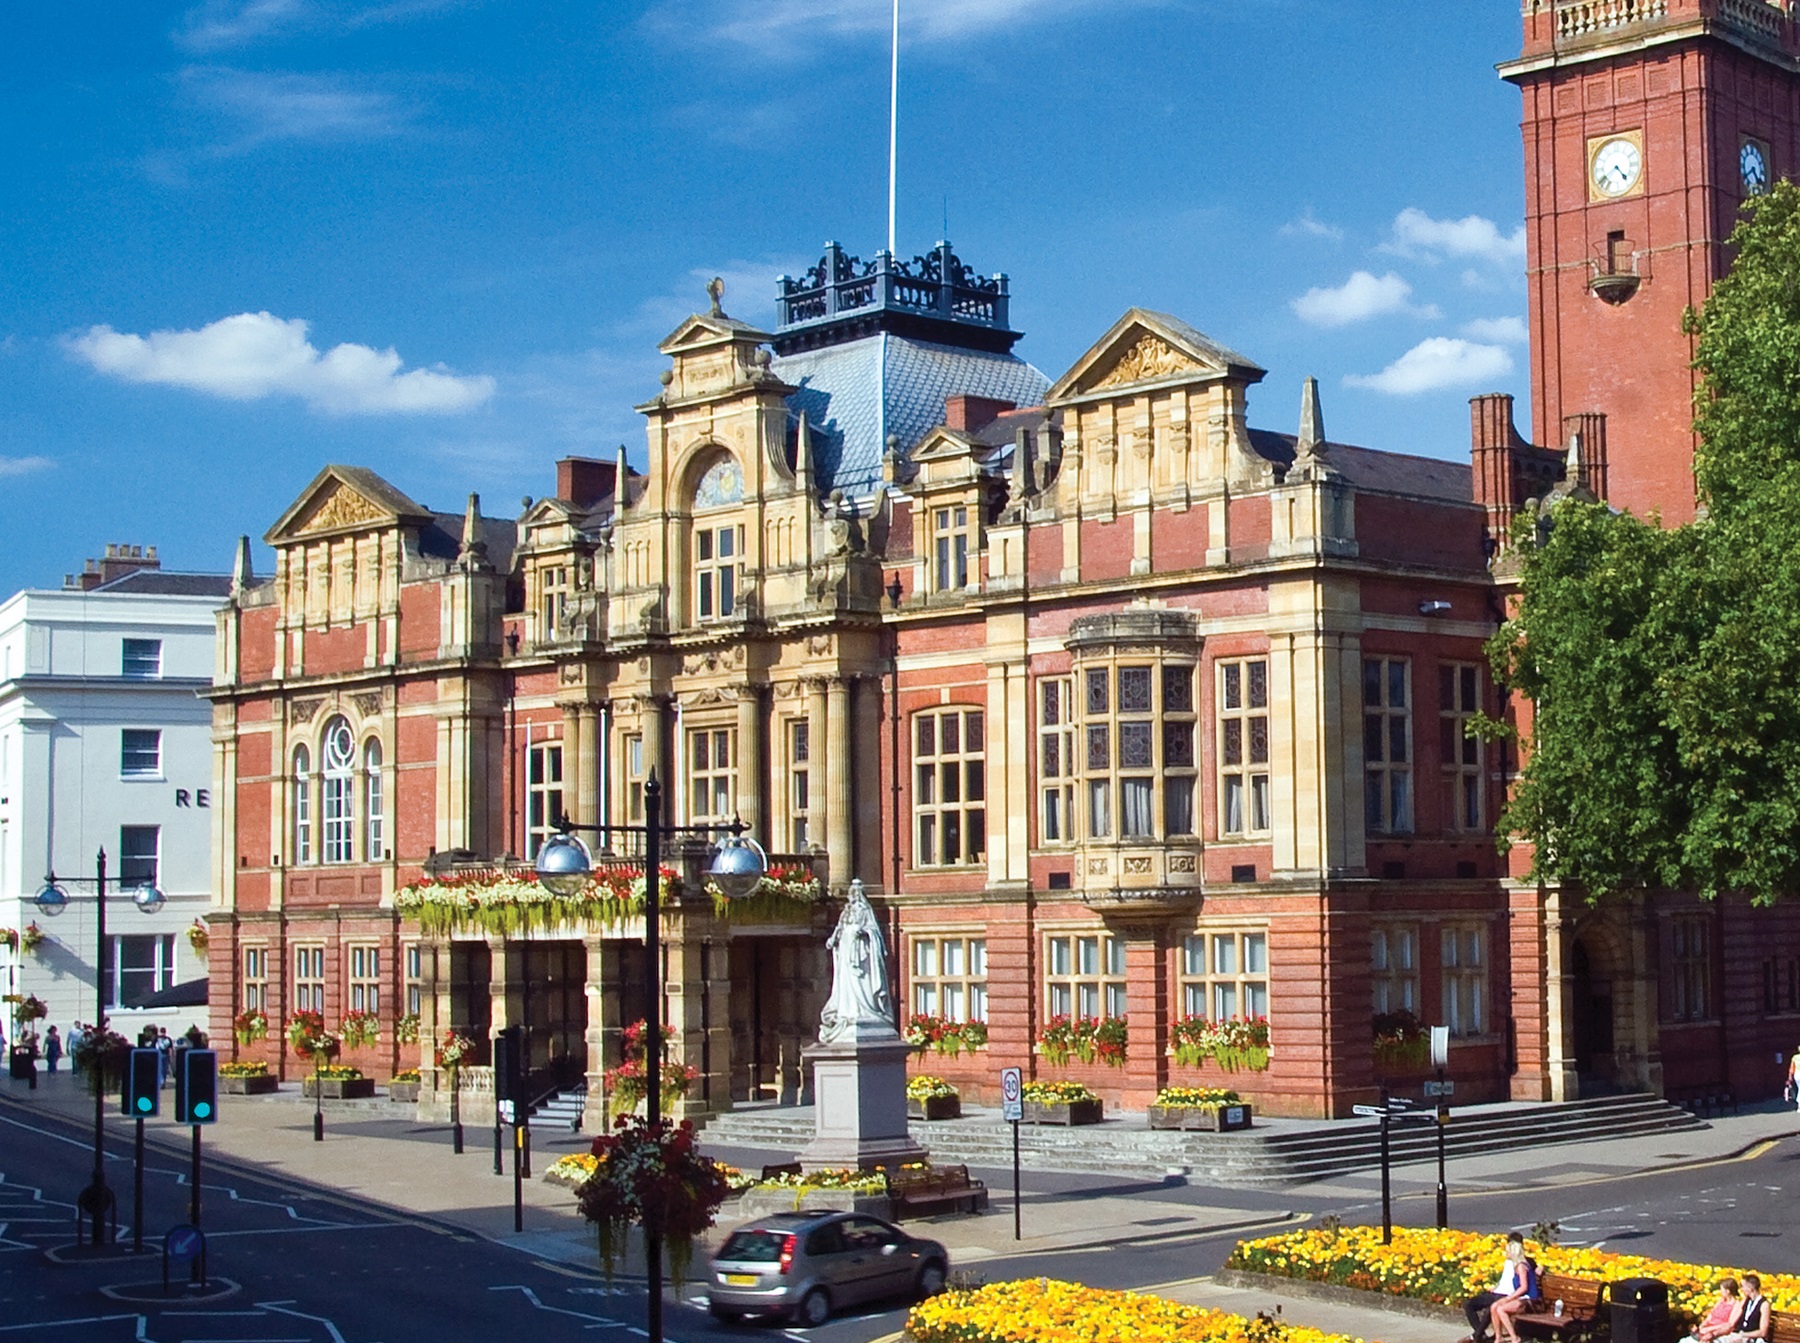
[538,1259,606,1281]
[0,1110,126,1156]
[0,1315,146,1333]
[490,1284,629,1328]
[257,1302,352,1343]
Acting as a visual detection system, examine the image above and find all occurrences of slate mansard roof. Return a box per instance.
[775,333,1050,498]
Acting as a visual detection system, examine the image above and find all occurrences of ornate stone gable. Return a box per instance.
[295,482,389,536]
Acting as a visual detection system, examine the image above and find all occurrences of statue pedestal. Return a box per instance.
[797,1036,928,1172]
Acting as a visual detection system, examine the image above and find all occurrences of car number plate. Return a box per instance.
[724,1273,758,1286]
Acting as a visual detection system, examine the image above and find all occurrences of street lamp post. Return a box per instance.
[534,771,765,1343]
[35,847,166,1247]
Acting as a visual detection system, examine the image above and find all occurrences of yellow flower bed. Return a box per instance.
[544,1152,601,1188]
[907,1278,1367,1343]
[1228,1228,1800,1327]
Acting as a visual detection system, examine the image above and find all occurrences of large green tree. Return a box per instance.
[1492,180,1800,904]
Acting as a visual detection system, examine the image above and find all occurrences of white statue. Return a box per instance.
[818,879,897,1044]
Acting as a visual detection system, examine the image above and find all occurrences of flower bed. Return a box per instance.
[904,1014,989,1057]
[906,1075,962,1121]
[704,862,825,922]
[1149,1087,1252,1131]
[735,1166,893,1217]
[303,1065,375,1099]
[1020,1080,1102,1126]
[1226,1227,1800,1327]
[906,1278,1361,1343]
[546,1152,602,1188]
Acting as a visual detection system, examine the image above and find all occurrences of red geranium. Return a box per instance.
[577,1114,731,1286]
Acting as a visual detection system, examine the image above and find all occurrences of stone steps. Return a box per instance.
[531,1088,588,1133]
[698,1094,1704,1186]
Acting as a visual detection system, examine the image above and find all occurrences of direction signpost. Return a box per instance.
[1430,1026,1451,1228]
[1000,1067,1023,1241]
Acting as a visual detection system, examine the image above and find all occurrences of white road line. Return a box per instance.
[256,1303,352,1343]
[0,1315,145,1333]
[489,1285,629,1328]
[0,1111,126,1155]
[204,1223,406,1240]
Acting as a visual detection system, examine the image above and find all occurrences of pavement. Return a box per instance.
[8,1069,1799,1343]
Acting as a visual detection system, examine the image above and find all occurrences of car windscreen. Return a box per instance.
[718,1229,790,1262]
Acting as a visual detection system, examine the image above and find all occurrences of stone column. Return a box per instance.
[643,696,668,805]
[576,704,600,826]
[421,937,453,1121]
[560,702,586,825]
[581,934,622,1131]
[852,677,884,887]
[806,679,828,864]
[660,919,729,1121]
[736,687,764,840]
[827,677,853,888]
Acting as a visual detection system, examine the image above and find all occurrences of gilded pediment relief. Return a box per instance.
[1091,335,1202,390]
[294,483,390,536]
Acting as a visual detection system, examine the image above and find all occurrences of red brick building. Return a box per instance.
[204,1,1800,1123]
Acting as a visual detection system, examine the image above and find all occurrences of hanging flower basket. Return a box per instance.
[395,867,680,938]
[20,923,47,956]
[576,1114,731,1287]
[287,1010,340,1062]
[339,1011,380,1049]
[187,920,210,956]
[71,1023,131,1093]
[0,928,17,953]
[234,1009,270,1045]
[435,1029,476,1071]
[10,993,48,1024]
[604,1020,696,1113]
[395,1013,421,1046]
[704,862,826,922]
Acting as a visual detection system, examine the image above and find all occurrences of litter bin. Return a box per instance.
[9,1046,34,1080]
[1612,1277,1672,1343]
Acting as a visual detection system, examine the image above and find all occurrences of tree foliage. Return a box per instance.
[1491,181,1800,904]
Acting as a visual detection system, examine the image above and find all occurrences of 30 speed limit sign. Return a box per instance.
[1000,1066,1023,1121]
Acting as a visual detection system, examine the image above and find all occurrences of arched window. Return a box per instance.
[692,453,745,622]
[321,716,356,864]
[364,738,384,860]
[292,745,312,865]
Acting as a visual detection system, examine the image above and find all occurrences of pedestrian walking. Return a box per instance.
[1785,1049,1799,1112]
[43,1026,62,1073]
[154,1027,174,1085]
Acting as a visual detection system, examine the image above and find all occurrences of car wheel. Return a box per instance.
[708,1303,743,1324]
[916,1261,947,1299]
[794,1288,832,1329]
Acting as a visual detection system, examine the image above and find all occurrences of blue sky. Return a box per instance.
[0,1,1530,594]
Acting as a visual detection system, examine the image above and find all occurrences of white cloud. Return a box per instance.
[182,67,410,152]
[0,456,54,478]
[1384,208,1526,267]
[175,0,459,51]
[1462,316,1528,344]
[1291,271,1438,329]
[645,0,1153,51]
[1344,338,1514,396]
[1280,210,1343,242]
[66,312,495,416]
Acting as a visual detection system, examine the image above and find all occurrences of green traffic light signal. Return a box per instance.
[136,1097,153,1113]
[193,1102,212,1119]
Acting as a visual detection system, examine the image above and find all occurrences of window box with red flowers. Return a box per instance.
[1035,1015,1127,1069]
[903,1014,988,1058]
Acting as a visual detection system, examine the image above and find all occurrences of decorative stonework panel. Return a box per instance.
[297,485,387,535]
[1092,335,1202,390]
[694,455,745,508]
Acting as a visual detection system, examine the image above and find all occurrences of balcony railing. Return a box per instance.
[1555,0,1667,41]
[777,241,1010,334]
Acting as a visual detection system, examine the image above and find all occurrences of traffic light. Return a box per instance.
[123,1048,160,1118]
[493,1026,522,1105]
[175,1049,218,1124]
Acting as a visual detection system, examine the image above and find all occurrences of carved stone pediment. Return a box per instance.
[297,483,388,535]
[264,466,429,546]
[1092,336,1202,390]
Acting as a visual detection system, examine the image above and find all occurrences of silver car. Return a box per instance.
[706,1210,949,1328]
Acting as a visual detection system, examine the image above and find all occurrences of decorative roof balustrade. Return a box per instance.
[777,240,1010,337]
[1552,0,1791,48]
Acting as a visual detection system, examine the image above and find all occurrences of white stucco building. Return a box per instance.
[0,546,230,1047]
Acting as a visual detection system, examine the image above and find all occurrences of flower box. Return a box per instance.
[222,1074,279,1096]
[1022,1098,1103,1126]
[736,1188,894,1219]
[1148,1102,1253,1132]
[388,1081,420,1103]
[907,1095,962,1121]
[302,1077,377,1100]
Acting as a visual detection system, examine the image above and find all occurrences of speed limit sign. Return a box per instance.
[1000,1067,1023,1122]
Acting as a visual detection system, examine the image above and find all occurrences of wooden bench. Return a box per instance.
[887,1163,988,1218]
[1770,1309,1800,1343]
[1514,1273,1606,1338]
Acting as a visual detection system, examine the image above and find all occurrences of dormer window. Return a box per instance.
[696,524,744,620]
[540,565,570,639]
[932,505,972,591]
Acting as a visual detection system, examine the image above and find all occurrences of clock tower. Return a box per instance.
[1501,0,1800,523]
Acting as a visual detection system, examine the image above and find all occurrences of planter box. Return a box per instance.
[302,1077,377,1100]
[1022,1098,1103,1126]
[387,1082,420,1103]
[907,1095,961,1121]
[1149,1103,1253,1132]
[222,1074,278,1096]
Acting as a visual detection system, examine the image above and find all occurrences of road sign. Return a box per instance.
[1352,1104,1387,1117]
[1000,1067,1023,1122]
[165,1224,203,1262]
[1424,1079,1456,1097]
[1430,1025,1450,1069]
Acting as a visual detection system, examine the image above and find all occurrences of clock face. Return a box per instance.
[1742,140,1770,194]
[1592,137,1644,198]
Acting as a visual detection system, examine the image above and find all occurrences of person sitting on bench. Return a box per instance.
[1721,1276,1771,1343]
[1463,1233,1526,1343]
[1687,1278,1743,1343]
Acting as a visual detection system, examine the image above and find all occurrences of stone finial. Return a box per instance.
[1297,376,1326,462]
[460,493,487,560]
[231,534,253,595]
[1564,430,1584,484]
[795,410,814,487]
[707,276,726,317]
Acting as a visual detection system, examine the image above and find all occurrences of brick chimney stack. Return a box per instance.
[69,543,162,591]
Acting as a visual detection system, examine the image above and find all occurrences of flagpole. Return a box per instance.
[888,0,899,255]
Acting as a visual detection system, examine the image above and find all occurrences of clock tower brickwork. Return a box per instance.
[1501,0,1800,523]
